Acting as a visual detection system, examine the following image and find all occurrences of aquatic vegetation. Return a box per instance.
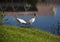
[0,12,5,25]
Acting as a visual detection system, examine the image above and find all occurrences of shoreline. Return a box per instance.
[0,3,57,16]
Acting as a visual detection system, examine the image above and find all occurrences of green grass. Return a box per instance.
[0,26,60,42]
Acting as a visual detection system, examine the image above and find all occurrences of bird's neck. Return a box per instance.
[34,16,36,18]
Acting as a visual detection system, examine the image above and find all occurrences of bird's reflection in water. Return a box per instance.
[19,24,33,28]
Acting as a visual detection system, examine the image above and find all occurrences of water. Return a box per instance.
[3,5,60,35]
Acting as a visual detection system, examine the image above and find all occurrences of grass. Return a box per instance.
[0,26,60,42]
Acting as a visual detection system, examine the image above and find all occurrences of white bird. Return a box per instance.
[16,18,27,24]
[16,14,36,25]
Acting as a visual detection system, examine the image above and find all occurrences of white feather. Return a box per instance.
[16,14,36,24]
[16,18,26,24]
[28,17,36,24]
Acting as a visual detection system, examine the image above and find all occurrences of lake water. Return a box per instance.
[3,5,60,35]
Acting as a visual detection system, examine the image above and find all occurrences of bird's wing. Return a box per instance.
[28,17,35,24]
[16,18,26,24]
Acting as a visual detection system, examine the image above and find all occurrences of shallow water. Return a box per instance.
[3,5,60,35]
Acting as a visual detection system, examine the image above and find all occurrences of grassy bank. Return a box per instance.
[0,26,60,42]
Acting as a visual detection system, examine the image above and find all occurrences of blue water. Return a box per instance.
[3,6,60,35]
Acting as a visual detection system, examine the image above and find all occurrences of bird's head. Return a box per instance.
[34,13,36,16]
